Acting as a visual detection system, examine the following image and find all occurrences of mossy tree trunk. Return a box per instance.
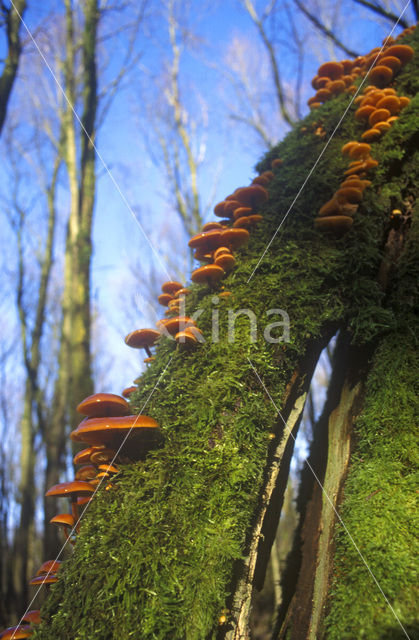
[35,29,418,640]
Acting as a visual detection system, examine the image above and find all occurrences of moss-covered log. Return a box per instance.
[34,28,418,640]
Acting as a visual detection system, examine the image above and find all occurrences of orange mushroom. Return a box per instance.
[77,393,130,418]
[369,65,393,86]
[191,264,225,287]
[161,281,183,295]
[0,625,33,639]
[71,415,161,463]
[45,480,95,522]
[124,328,160,358]
[50,513,76,543]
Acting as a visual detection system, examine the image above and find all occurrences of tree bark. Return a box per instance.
[0,0,27,135]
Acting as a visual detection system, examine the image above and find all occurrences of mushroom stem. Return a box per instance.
[145,345,152,358]
[70,498,80,532]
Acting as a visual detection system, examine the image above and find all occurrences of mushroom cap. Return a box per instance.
[191,264,225,285]
[22,611,41,625]
[378,55,402,72]
[157,293,173,307]
[339,178,368,191]
[329,79,346,94]
[271,158,283,170]
[311,75,330,90]
[50,513,76,528]
[233,185,268,208]
[233,214,263,229]
[317,61,344,80]
[124,328,160,349]
[184,326,204,342]
[0,626,33,639]
[220,228,250,250]
[354,105,376,121]
[314,215,353,235]
[175,330,197,345]
[213,201,227,217]
[348,143,371,159]
[90,448,117,465]
[399,96,410,108]
[233,206,253,220]
[223,200,243,216]
[36,560,62,576]
[213,246,232,260]
[77,393,130,418]
[98,464,119,474]
[335,187,363,204]
[73,445,104,466]
[157,316,196,336]
[75,464,98,481]
[161,281,183,295]
[341,141,359,156]
[193,248,213,262]
[361,128,382,141]
[29,574,58,586]
[375,95,400,114]
[202,221,224,231]
[384,44,414,64]
[122,386,137,398]
[369,108,391,127]
[188,230,222,251]
[314,87,332,103]
[252,174,270,187]
[369,65,393,86]
[70,415,160,449]
[374,121,391,133]
[172,287,191,299]
[214,253,236,271]
[45,480,95,499]
[318,198,342,218]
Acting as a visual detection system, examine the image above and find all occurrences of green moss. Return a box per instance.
[324,328,419,640]
[35,30,418,640]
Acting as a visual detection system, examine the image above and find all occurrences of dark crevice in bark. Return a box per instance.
[272,330,349,639]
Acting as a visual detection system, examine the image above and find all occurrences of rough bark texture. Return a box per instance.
[34,28,418,640]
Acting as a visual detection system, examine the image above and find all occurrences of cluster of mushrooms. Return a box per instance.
[312,31,415,236]
[1,393,160,638]
[123,160,285,353]
[2,27,415,640]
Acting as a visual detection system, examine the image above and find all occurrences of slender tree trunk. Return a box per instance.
[0,0,27,135]
[45,0,98,555]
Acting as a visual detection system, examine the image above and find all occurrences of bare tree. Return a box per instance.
[0,0,27,135]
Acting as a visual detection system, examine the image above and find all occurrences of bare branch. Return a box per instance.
[352,0,409,28]
[292,0,360,58]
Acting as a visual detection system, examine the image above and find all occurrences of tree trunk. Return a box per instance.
[44,0,98,557]
[0,0,27,135]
